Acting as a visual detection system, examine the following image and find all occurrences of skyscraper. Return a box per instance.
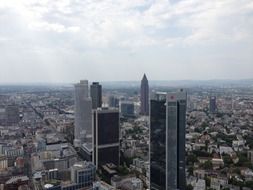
[108,95,119,108]
[92,108,120,168]
[5,105,20,126]
[74,80,92,147]
[150,90,187,190]
[209,96,217,113]
[140,74,149,115]
[90,82,102,109]
[120,101,135,118]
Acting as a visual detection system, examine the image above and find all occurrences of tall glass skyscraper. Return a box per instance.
[92,108,120,168]
[90,82,102,109]
[74,80,92,147]
[150,91,187,190]
[140,74,149,115]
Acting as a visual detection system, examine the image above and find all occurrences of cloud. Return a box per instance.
[0,0,253,83]
[1,0,252,48]
[28,22,80,33]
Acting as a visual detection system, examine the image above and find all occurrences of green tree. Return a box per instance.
[205,176,211,187]
[186,184,193,190]
[188,166,194,176]
[202,160,213,170]
[223,154,233,167]
[187,154,198,165]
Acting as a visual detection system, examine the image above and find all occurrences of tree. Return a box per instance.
[236,152,252,168]
[205,176,211,187]
[245,181,253,189]
[188,166,194,176]
[223,154,233,167]
[202,160,213,170]
[187,154,198,165]
[186,184,193,190]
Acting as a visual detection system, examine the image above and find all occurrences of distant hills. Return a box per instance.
[1,79,253,92]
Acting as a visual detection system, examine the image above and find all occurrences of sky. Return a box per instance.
[0,0,253,84]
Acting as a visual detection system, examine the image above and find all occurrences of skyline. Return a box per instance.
[1,0,253,83]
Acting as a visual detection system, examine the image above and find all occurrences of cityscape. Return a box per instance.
[1,1,253,190]
[0,76,253,190]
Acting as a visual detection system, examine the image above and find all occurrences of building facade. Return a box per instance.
[120,102,135,118]
[90,82,102,109]
[93,108,120,168]
[140,74,149,116]
[108,96,119,108]
[150,91,187,190]
[74,80,92,147]
[70,161,96,189]
[209,96,217,113]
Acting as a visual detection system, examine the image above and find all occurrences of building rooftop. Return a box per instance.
[5,176,29,184]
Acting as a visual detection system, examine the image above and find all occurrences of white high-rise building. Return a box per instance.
[74,80,92,147]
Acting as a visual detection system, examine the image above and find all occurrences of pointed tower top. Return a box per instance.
[142,73,148,81]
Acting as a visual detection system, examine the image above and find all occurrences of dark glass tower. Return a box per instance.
[92,108,119,168]
[90,82,102,109]
[209,96,217,113]
[140,74,149,115]
[150,91,187,190]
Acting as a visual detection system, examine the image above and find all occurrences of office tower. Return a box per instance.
[108,96,119,108]
[0,107,6,126]
[74,80,92,147]
[71,161,96,188]
[140,74,149,115]
[150,90,187,190]
[5,105,20,125]
[0,105,20,126]
[93,108,120,168]
[90,82,102,109]
[120,101,135,117]
[209,96,217,113]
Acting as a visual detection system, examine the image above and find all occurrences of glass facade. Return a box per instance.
[150,92,186,190]
[97,112,119,145]
[90,82,102,109]
[93,110,120,167]
[150,99,166,190]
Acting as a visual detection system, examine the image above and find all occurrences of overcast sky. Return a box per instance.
[0,0,253,83]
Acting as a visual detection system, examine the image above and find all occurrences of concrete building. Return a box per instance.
[93,181,115,190]
[74,80,92,147]
[0,154,8,170]
[111,176,143,190]
[70,161,96,189]
[194,179,206,190]
[140,74,149,116]
[150,90,187,190]
[5,176,29,190]
[108,96,119,108]
[90,82,102,109]
[247,150,253,164]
